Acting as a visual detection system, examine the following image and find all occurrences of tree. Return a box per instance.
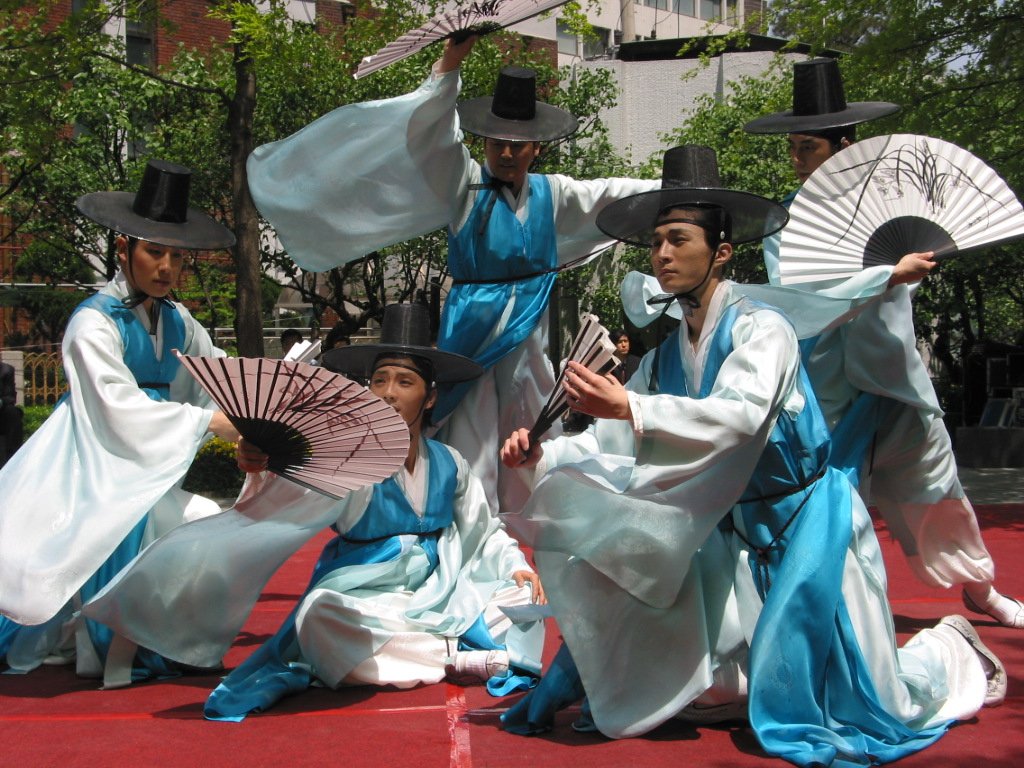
[659,1,1024,420]
[2,1,634,354]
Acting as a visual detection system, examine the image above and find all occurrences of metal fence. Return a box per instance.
[22,352,66,406]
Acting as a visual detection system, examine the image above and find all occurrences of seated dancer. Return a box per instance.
[245,35,659,517]
[0,160,239,687]
[204,303,545,721]
[497,146,1004,766]
[745,57,1023,628]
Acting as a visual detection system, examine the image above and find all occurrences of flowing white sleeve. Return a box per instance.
[246,70,474,272]
[548,174,662,267]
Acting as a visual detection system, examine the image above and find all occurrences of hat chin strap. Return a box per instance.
[646,253,717,316]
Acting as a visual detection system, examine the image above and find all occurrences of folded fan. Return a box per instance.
[177,354,410,498]
[355,0,570,79]
[778,133,1024,285]
[527,314,620,447]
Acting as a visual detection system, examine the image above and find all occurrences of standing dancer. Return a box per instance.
[246,36,658,516]
[745,57,1022,628]
[0,160,239,685]
[497,146,1003,765]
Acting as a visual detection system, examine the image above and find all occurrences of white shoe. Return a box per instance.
[444,650,509,685]
[939,614,1007,707]
[962,587,1024,629]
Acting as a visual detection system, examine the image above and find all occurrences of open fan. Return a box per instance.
[355,0,570,79]
[527,314,619,448]
[178,354,410,498]
[778,134,1024,285]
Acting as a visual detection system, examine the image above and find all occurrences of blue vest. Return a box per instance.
[70,293,187,402]
[334,439,456,555]
[433,172,558,421]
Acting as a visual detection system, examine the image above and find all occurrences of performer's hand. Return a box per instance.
[209,411,241,443]
[513,570,547,605]
[563,361,630,420]
[236,438,269,473]
[888,252,936,287]
[501,427,541,469]
[439,34,478,73]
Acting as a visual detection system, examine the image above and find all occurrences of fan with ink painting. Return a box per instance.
[778,134,1024,285]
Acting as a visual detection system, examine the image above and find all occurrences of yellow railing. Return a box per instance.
[23,352,66,406]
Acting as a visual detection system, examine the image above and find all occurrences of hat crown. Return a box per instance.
[378,303,433,349]
[131,159,193,224]
[490,66,537,122]
[792,58,848,117]
[661,145,722,189]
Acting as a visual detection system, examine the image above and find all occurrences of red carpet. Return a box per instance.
[2,504,1020,768]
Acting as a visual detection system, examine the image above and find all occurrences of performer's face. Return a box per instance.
[117,236,185,299]
[369,361,437,430]
[484,138,540,188]
[787,133,844,183]
[649,217,731,297]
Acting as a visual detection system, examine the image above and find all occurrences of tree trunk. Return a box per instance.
[229,38,263,357]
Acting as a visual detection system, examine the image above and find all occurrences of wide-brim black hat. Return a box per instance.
[321,303,483,384]
[457,66,579,143]
[596,145,789,246]
[743,57,899,135]
[75,159,236,250]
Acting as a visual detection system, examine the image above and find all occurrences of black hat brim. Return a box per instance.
[596,188,789,247]
[743,102,900,135]
[76,191,236,250]
[457,98,579,143]
[321,344,483,384]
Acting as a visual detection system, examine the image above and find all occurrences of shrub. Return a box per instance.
[182,437,245,499]
[22,405,55,439]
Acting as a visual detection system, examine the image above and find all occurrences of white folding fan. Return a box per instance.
[178,354,410,498]
[355,0,570,79]
[778,133,1024,285]
[526,313,619,448]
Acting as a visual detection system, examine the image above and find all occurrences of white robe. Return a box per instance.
[515,282,985,738]
[764,221,994,589]
[0,274,221,672]
[245,64,660,516]
[83,439,542,684]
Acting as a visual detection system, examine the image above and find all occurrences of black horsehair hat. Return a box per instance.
[321,303,483,385]
[75,159,236,250]
[744,57,899,135]
[596,145,789,247]
[457,66,579,143]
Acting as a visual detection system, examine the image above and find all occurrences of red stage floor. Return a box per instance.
[2,504,1021,768]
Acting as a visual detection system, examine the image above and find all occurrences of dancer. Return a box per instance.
[0,160,239,686]
[497,146,1003,766]
[745,57,1022,628]
[245,35,659,516]
[204,303,545,721]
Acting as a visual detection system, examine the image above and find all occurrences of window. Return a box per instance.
[125,1,155,69]
[699,0,722,21]
[673,0,696,15]
[556,19,577,55]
